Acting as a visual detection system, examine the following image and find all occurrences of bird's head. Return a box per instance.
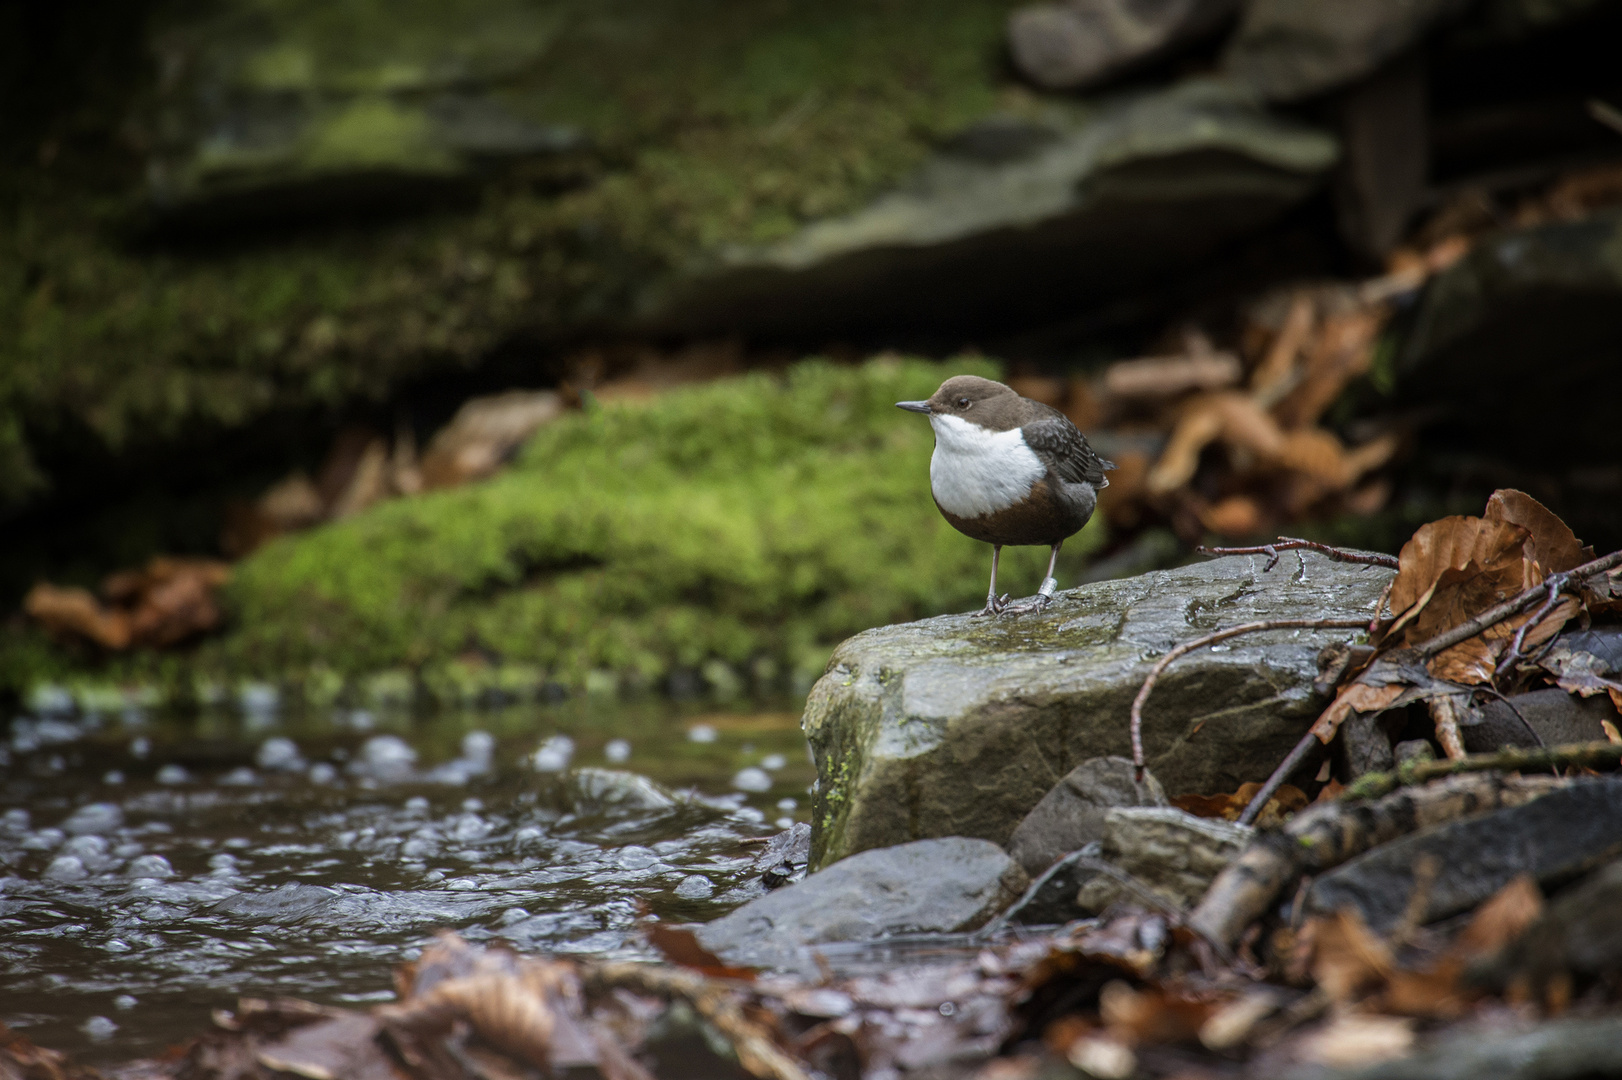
[895,375,1016,418]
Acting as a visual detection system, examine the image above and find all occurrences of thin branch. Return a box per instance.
[1501,570,1573,672]
[1340,739,1622,801]
[1197,538,1398,572]
[1130,619,1369,778]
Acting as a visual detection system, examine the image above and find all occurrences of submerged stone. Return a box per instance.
[804,552,1391,868]
[695,837,1027,968]
[1006,756,1167,875]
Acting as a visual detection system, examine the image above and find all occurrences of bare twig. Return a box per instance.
[1340,740,1622,801]
[1131,619,1369,778]
[1501,570,1573,672]
[1197,538,1399,572]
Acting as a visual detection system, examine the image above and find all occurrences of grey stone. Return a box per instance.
[1075,807,1251,912]
[1008,0,1239,90]
[643,78,1337,340]
[805,552,1391,868]
[1007,757,1167,875]
[753,822,812,890]
[1223,0,1472,101]
[1396,208,1622,463]
[1461,687,1616,754]
[694,837,1027,968]
[1307,778,1622,933]
[141,0,582,217]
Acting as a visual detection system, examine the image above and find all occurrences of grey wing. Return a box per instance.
[1022,414,1115,488]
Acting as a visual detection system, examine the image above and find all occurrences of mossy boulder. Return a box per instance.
[198,357,1104,692]
[803,552,1392,869]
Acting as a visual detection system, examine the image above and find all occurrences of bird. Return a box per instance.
[897,375,1113,616]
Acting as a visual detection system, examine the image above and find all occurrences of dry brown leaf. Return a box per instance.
[1310,682,1405,743]
[1197,495,1264,539]
[1293,1013,1414,1068]
[1273,307,1384,430]
[1305,909,1393,1005]
[23,583,131,650]
[1098,980,1224,1047]
[1386,516,1531,626]
[645,923,757,981]
[1103,353,1242,399]
[1250,291,1315,407]
[1484,489,1584,575]
[1173,783,1307,826]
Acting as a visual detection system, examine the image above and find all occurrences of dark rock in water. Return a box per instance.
[753,822,812,890]
[804,552,1391,868]
[1223,0,1472,101]
[1007,0,1239,91]
[1477,856,1622,994]
[1306,778,1622,933]
[213,883,342,925]
[1397,208,1622,464]
[1281,1016,1622,1080]
[1074,807,1250,913]
[644,79,1337,340]
[694,837,1027,968]
[1461,687,1617,754]
[1006,757,1166,876]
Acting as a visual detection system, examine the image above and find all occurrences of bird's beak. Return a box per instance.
[895,400,932,414]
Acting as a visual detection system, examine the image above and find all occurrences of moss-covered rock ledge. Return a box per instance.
[802,552,1393,869]
[1,358,1105,703]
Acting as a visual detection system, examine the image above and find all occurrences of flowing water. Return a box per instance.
[0,694,815,1064]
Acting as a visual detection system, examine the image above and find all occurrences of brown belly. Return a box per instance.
[935,478,1090,547]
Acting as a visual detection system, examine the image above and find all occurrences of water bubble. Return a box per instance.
[405,796,429,812]
[532,735,574,773]
[113,995,137,1011]
[80,1016,117,1041]
[127,855,175,879]
[130,737,151,759]
[761,753,787,771]
[674,874,715,899]
[28,684,74,716]
[62,835,109,860]
[208,854,237,871]
[616,846,658,870]
[219,767,259,786]
[348,709,376,731]
[731,767,772,793]
[3,809,29,831]
[255,737,304,772]
[352,735,416,782]
[156,764,191,785]
[35,718,82,745]
[500,907,530,925]
[686,724,718,744]
[44,855,88,880]
[461,731,495,763]
[103,770,125,785]
[238,682,280,717]
[461,798,483,812]
[604,739,631,763]
[23,828,64,851]
[63,803,123,834]
[307,762,338,785]
[114,843,143,858]
[775,817,795,830]
[776,798,798,811]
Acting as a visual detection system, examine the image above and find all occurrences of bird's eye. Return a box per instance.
[956,396,971,407]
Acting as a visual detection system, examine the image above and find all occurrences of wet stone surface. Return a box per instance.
[0,698,814,1063]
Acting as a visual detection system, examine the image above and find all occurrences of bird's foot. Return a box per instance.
[971,593,1011,618]
[999,578,1059,617]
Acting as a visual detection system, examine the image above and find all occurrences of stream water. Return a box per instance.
[0,694,815,1064]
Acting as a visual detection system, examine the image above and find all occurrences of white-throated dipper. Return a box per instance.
[897,376,1113,616]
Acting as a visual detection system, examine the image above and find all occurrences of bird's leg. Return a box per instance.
[972,546,1009,617]
[1001,542,1063,616]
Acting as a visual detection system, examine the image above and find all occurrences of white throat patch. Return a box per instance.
[928,413,1045,518]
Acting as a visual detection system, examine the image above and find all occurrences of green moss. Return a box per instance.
[0,0,1023,506]
[198,357,1100,687]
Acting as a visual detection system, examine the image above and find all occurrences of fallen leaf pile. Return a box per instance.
[23,557,230,651]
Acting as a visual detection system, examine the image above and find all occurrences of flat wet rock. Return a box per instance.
[694,837,1027,968]
[804,553,1391,867]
